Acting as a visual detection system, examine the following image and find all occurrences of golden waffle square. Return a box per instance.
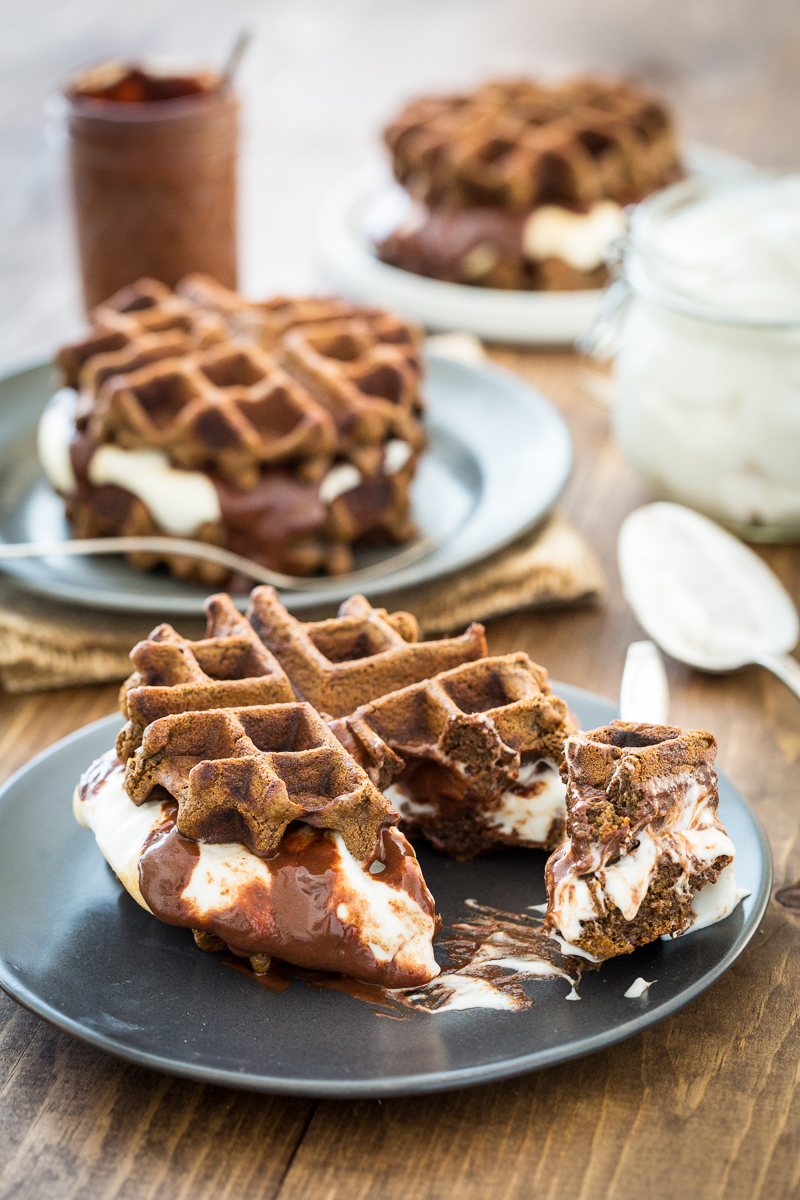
[124,700,396,861]
[544,722,736,960]
[329,652,576,857]
[247,586,488,718]
[384,75,683,213]
[116,592,294,761]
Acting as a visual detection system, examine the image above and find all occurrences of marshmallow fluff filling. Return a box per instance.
[37,390,413,537]
[547,772,743,956]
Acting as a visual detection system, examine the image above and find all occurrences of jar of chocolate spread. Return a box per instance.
[66,59,238,310]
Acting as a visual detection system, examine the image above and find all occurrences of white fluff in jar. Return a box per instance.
[613,176,800,541]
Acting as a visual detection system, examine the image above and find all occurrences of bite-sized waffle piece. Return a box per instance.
[279,317,425,475]
[385,75,683,213]
[124,701,396,862]
[248,586,488,717]
[544,722,738,961]
[329,653,576,857]
[75,750,439,987]
[116,592,293,762]
[84,339,338,489]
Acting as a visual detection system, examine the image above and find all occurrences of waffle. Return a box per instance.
[248,586,488,717]
[329,652,575,856]
[176,273,389,351]
[54,278,427,580]
[384,75,683,213]
[544,722,736,960]
[116,592,293,761]
[124,701,396,861]
[58,277,229,387]
[84,339,338,490]
[279,317,425,476]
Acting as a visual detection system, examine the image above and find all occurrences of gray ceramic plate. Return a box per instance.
[0,685,771,1098]
[0,351,571,614]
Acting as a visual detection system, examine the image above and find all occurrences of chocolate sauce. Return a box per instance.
[379,207,528,280]
[213,469,327,565]
[137,810,436,988]
[225,898,584,1016]
[78,749,122,802]
[66,430,400,575]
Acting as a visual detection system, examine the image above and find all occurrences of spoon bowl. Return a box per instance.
[618,502,800,699]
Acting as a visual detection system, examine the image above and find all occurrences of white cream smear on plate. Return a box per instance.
[624,977,655,999]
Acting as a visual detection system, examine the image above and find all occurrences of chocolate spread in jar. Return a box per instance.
[66,59,238,309]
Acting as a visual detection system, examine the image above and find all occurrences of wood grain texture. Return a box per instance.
[3,1,800,1197]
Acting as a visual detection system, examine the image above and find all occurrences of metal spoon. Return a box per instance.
[619,639,670,723]
[618,502,800,701]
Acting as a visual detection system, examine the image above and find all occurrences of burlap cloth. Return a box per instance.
[0,511,603,693]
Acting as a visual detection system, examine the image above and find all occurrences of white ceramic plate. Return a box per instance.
[317,143,759,346]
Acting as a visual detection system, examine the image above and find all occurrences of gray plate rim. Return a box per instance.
[0,684,773,1097]
[0,352,572,614]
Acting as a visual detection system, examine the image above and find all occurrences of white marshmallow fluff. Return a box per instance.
[613,177,800,539]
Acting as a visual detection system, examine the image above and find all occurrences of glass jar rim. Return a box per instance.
[624,175,800,328]
[64,56,228,123]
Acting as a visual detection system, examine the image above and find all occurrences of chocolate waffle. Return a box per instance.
[124,700,396,861]
[329,652,576,857]
[280,317,425,476]
[544,722,736,960]
[385,75,683,212]
[177,273,388,351]
[116,592,293,761]
[58,278,229,387]
[248,586,488,717]
[84,339,338,490]
[52,278,427,580]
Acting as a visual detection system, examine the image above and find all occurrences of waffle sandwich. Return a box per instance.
[376,75,683,291]
[544,722,738,960]
[73,588,741,991]
[43,276,426,582]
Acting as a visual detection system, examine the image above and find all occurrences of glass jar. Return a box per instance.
[66,59,239,310]
[611,176,800,542]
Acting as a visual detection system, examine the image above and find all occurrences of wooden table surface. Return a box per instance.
[3,2,800,1197]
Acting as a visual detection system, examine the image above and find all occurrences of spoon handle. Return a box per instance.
[755,652,800,702]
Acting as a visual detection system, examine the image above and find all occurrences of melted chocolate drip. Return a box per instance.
[137,804,436,988]
[224,898,585,1016]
